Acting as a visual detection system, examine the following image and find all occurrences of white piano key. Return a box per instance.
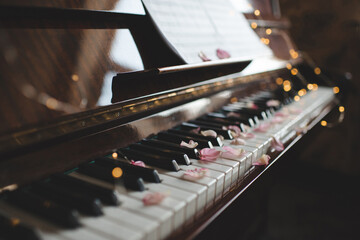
[115,185,186,231]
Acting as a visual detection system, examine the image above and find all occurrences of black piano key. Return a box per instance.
[123,174,146,191]
[77,163,120,184]
[0,213,41,240]
[167,129,223,147]
[141,139,200,159]
[205,112,256,127]
[30,182,103,216]
[119,148,180,171]
[95,157,161,183]
[129,143,191,165]
[157,132,213,149]
[180,122,233,139]
[6,190,80,229]
[50,174,119,206]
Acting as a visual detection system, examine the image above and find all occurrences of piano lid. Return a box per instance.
[0,0,276,142]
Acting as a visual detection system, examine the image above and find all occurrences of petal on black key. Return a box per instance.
[6,190,80,229]
[95,157,161,183]
[167,129,223,147]
[50,174,119,206]
[30,182,103,216]
[157,132,213,149]
[0,213,41,240]
[129,143,191,165]
[180,122,233,140]
[141,139,200,159]
[119,148,180,171]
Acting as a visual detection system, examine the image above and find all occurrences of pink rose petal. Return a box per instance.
[200,130,217,138]
[183,168,208,180]
[237,132,255,139]
[254,122,271,132]
[266,99,280,107]
[142,192,167,206]
[226,112,242,118]
[271,137,284,151]
[130,160,146,167]
[246,102,258,110]
[221,146,246,160]
[223,125,242,138]
[180,140,198,148]
[252,154,271,166]
[271,116,284,124]
[198,51,211,62]
[230,138,246,145]
[275,111,288,117]
[216,48,231,59]
[199,148,221,161]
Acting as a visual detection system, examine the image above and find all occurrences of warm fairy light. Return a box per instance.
[230,97,238,103]
[112,167,123,178]
[314,67,321,75]
[46,98,58,110]
[112,152,118,159]
[307,83,314,90]
[286,63,292,70]
[333,86,340,94]
[276,77,283,85]
[298,89,306,96]
[283,85,291,92]
[251,22,258,29]
[264,38,270,45]
[10,218,20,226]
[283,80,291,86]
[71,74,79,82]
[294,95,300,101]
[291,68,298,75]
[313,84,318,91]
[339,106,345,112]
[321,120,327,126]
[254,9,260,16]
[266,28,272,35]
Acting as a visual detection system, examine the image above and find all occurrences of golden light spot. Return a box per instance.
[339,106,345,112]
[294,95,300,101]
[10,218,20,226]
[291,68,298,75]
[254,9,260,16]
[263,38,270,45]
[251,22,258,29]
[313,84,318,91]
[230,97,238,103]
[286,63,292,70]
[46,98,58,110]
[307,83,314,90]
[314,67,321,75]
[266,28,272,35]
[276,77,283,85]
[321,120,327,126]
[112,152,118,159]
[283,80,291,86]
[283,85,291,92]
[333,86,340,94]
[112,167,123,178]
[291,52,299,59]
[71,74,79,82]
[298,89,306,96]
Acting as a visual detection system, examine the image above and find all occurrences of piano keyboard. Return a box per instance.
[0,87,334,240]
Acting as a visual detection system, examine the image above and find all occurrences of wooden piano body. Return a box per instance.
[0,0,338,239]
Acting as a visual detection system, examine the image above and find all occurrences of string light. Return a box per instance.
[314,67,321,75]
[71,74,79,82]
[251,22,258,29]
[294,95,300,101]
[333,86,340,94]
[266,29,272,35]
[112,152,118,159]
[286,63,292,70]
[112,167,123,178]
[313,84,318,91]
[339,106,345,112]
[291,68,298,75]
[321,120,327,126]
[254,9,260,16]
[276,77,283,85]
[307,83,314,90]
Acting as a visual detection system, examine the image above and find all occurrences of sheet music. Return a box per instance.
[142,0,272,64]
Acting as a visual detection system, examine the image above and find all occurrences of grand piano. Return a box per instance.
[0,0,339,239]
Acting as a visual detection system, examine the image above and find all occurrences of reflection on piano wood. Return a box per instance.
[0,0,338,240]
